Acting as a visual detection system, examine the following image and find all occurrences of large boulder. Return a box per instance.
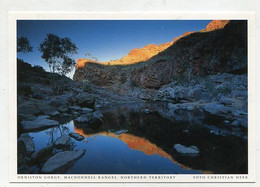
[50,93,73,107]
[18,133,35,154]
[18,141,27,167]
[31,146,54,164]
[54,135,71,147]
[75,93,95,108]
[21,115,59,131]
[40,150,86,173]
[18,165,33,174]
[75,113,91,123]
[89,111,103,126]
[173,144,199,156]
[18,103,40,115]
[37,102,56,115]
[75,111,103,126]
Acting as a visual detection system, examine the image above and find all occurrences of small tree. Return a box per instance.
[57,56,76,75]
[39,34,78,93]
[39,34,78,75]
[17,37,33,53]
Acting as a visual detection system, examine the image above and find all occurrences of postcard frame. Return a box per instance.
[9,12,255,183]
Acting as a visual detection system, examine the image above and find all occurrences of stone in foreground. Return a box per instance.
[18,165,33,174]
[173,144,199,156]
[69,133,85,141]
[75,114,91,123]
[40,150,85,173]
[18,133,35,153]
[31,146,54,164]
[55,135,71,147]
[89,111,103,126]
[21,115,59,131]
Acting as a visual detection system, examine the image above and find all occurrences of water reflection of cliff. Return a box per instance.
[74,125,211,174]
[72,104,206,173]
[75,126,170,158]
[71,103,247,174]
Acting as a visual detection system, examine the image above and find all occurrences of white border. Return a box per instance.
[8,12,255,183]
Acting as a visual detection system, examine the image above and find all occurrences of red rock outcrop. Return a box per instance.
[108,41,174,65]
[76,58,96,69]
[205,20,230,31]
[75,41,174,70]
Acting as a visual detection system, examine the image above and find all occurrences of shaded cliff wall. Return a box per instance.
[74,20,247,89]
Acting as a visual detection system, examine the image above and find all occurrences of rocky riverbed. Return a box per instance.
[17,61,247,174]
[17,101,247,174]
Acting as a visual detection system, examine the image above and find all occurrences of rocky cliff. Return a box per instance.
[205,20,230,31]
[73,20,247,90]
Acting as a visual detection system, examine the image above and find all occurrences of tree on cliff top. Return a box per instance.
[85,52,99,62]
[39,33,78,76]
[17,37,33,53]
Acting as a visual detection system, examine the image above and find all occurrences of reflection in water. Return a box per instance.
[74,129,212,174]
[27,102,247,174]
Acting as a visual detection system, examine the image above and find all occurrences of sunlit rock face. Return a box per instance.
[74,20,247,90]
[205,20,230,31]
[105,41,174,66]
[76,58,96,69]
[75,41,173,69]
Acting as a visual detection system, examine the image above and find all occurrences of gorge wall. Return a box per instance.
[73,20,247,90]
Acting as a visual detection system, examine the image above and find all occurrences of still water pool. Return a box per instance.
[28,102,247,174]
